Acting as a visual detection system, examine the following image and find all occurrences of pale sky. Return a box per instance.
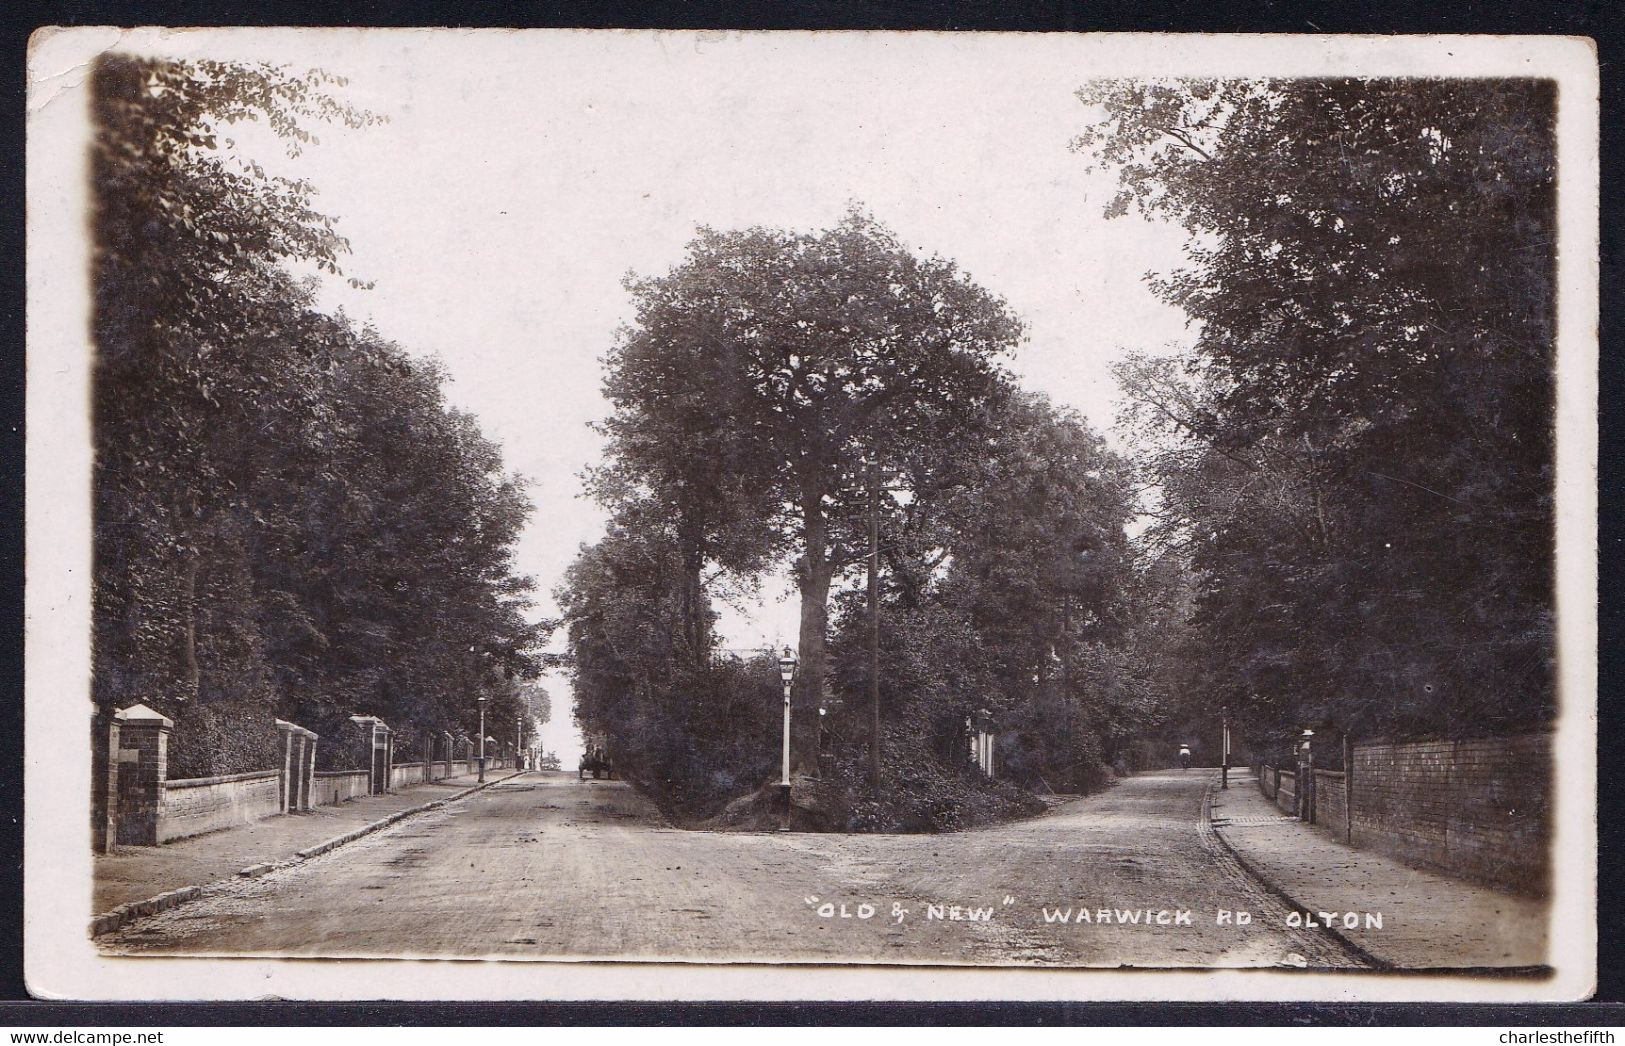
[92,30,1199,760]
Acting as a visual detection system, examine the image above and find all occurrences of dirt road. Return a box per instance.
[100,770,1362,968]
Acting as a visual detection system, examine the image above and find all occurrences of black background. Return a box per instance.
[0,0,1619,1026]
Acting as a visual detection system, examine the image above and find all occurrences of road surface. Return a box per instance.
[100,769,1362,968]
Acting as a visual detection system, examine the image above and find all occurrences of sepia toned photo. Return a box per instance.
[23,29,1598,1002]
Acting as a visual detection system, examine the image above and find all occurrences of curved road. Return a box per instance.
[101,770,1363,968]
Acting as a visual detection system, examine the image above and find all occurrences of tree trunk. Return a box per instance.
[792,567,832,777]
[677,517,709,668]
[1060,589,1072,700]
[792,490,833,777]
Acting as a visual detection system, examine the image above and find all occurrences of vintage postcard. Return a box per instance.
[24,29,1598,1001]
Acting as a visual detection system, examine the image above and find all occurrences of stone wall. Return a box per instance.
[96,703,529,853]
[385,757,509,789]
[159,771,282,842]
[391,761,427,789]
[1274,770,1297,816]
[314,769,371,806]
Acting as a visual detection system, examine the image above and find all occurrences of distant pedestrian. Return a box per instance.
[1178,744,1191,770]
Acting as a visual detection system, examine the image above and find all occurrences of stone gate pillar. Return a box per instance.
[298,727,318,811]
[276,721,318,813]
[349,716,391,795]
[276,720,297,813]
[112,704,173,846]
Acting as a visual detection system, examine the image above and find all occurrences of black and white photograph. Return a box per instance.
[23,29,1598,1002]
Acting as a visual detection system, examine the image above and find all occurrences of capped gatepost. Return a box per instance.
[307,727,320,809]
[350,715,392,795]
[275,720,313,814]
[112,703,174,847]
[293,724,318,811]
[276,720,292,812]
[443,730,454,779]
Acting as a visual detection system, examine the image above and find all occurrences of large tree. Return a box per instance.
[93,55,375,714]
[1078,79,1557,741]
[904,392,1150,788]
[92,54,544,774]
[600,212,1023,774]
[558,499,780,819]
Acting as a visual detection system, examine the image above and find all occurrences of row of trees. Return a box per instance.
[562,214,1166,826]
[91,55,548,776]
[94,57,1554,814]
[1078,78,1558,754]
[565,76,1558,820]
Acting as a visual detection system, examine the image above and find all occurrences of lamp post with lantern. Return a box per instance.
[777,646,797,789]
[777,647,798,832]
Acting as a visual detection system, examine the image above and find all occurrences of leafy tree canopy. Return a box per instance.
[1078,78,1557,743]
[599,210,1024,772]
[92,54,545,775]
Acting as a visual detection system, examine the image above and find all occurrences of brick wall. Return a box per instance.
[159,771,282,842]
[315,769,371,806]
[1348,733,1550,894]
[1315,769,1346,834]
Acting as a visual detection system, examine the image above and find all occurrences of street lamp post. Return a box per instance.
[476,694,487,783]
[777,647,797,787]
[1221,706,1231,790]
[777,646,797,831]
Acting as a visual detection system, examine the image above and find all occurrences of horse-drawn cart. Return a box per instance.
[578,742,614,780]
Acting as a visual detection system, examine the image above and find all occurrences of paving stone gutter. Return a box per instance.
[90,770,527,938]
[1201,779,1387,970]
